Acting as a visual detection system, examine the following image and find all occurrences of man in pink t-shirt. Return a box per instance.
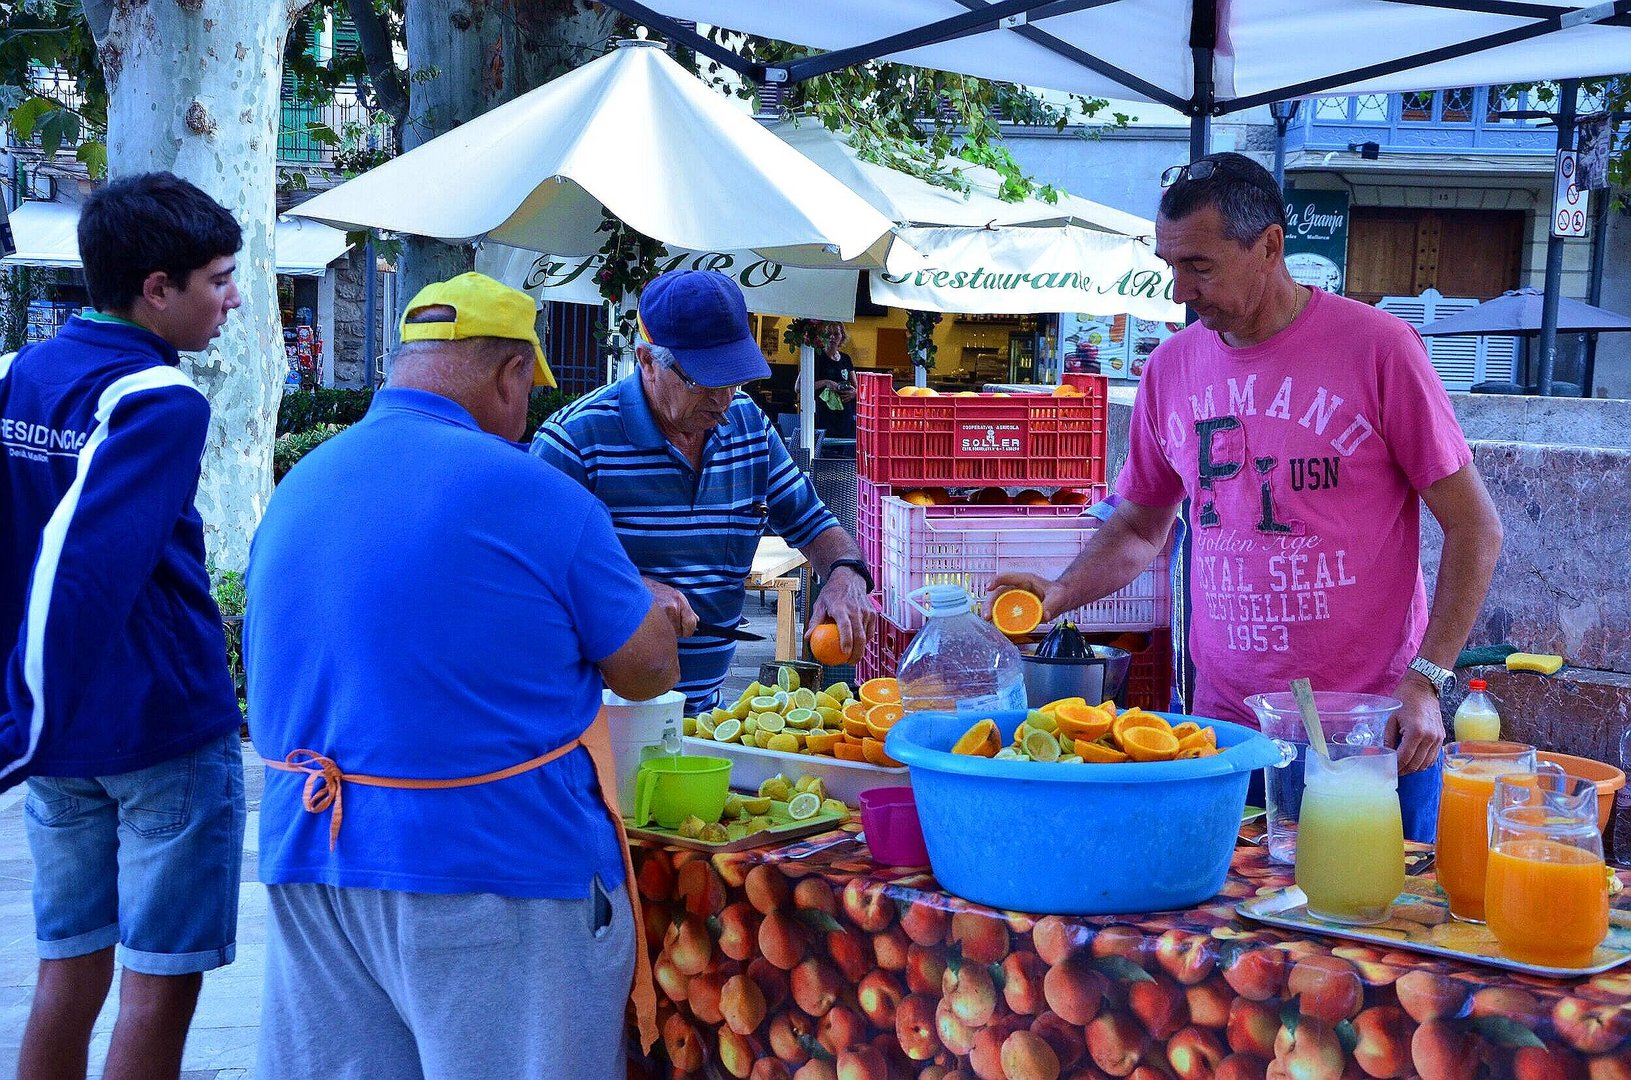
[999,154,1501,794]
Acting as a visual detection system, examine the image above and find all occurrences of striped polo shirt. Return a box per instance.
[532,373,837,710]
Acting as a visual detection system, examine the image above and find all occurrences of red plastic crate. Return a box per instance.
[856,371,1109,487]
[1080,629,1177,713]
[879,495,1164,633]
[859,612,916,684]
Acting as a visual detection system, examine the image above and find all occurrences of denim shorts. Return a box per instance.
[25,729,247,975]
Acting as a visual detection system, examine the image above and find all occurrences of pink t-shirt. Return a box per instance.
[1115,288,1472,725]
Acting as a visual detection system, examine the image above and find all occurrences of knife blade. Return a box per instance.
[693,622,766,642]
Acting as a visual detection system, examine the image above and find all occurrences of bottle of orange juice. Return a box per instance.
[1453,680,1501,742]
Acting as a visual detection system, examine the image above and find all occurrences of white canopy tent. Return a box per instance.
[609,0,1631,394]
[1,199,351,276]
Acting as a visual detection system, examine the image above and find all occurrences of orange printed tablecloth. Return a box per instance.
[628,830,1631,1080]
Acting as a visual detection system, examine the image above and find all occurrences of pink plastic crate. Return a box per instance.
[857,477,887,587]
[859,612,915,683]
[879,495,1169,632]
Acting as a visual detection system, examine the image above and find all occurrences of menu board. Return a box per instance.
[1057,312,1182,381]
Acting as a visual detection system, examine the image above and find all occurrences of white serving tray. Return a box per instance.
[681,736,908,806]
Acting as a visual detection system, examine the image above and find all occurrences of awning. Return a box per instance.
[1,200,352,277]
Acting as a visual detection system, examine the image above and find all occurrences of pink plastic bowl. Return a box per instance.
[859,787,930,867]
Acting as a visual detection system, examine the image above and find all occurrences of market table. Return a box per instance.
[627,830,1631,1080]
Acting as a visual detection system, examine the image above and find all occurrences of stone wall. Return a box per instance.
[330,245,374,388]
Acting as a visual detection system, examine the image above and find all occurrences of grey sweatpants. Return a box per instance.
[256,878,634,1080]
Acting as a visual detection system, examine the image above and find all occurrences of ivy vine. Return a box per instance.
[906,310,942,372]
[593,208,665,345]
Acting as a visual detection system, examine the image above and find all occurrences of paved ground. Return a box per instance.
[0,597,789,1079]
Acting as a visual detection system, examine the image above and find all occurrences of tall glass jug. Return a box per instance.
[1295,745,1405,925]
[1486,771,1608,969]
[1435,741,1537,922]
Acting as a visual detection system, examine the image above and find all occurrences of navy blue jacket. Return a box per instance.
[0,315,239,787]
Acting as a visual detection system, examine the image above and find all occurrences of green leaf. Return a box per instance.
[1469,1016,1546,1050]
[1090,956,1155,983]
[37,107,79,160]
[75,138,106,179]
[9,96,53,142]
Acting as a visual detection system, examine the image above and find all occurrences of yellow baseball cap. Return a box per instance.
[399,272,556,387]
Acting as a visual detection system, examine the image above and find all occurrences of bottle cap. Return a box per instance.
[917,583,971,617]
[1468,678,1487,692]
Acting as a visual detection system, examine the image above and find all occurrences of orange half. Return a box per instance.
[1053,702,1113,743]
[833,742,866,762]
[990,589,1044,636]
[862,738,905,768]
[1076,740,1130,764]
[859,678,900,707]
[1110,708,1172,748]
[1122,726,1180,762]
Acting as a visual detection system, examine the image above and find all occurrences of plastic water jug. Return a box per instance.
[897,584,1027,716]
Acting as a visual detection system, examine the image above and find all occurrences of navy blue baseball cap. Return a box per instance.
[636,269,771,387]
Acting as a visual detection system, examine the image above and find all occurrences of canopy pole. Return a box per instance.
[1536,78,1578,397]
[799,343,816,460]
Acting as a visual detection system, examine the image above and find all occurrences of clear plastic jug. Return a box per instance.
[1436,741,1538,922]
[897,584,1027,716]
[1486,770,1607,968]
[1294,745,1405,925]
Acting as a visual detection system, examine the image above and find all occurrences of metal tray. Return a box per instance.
[624,804,846,853]
[1239,876,1631,978]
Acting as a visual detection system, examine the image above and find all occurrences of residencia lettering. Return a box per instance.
[1,417,88,454]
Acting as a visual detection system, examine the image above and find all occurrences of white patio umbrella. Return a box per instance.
[288,40,915,275]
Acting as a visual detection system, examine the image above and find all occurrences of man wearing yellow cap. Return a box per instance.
[246,273,679,1078]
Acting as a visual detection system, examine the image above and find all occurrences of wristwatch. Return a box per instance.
[1407,655,1457,698]
[827,558,874,593]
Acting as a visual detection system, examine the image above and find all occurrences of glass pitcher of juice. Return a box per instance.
[1436,741,1537,922]
[1486,772,1608,968]
[1295,745,1406,925]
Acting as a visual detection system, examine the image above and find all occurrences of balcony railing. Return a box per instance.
[7,65,393,170]
[1287,84,1611,156]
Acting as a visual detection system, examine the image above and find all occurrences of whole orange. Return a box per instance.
[809,622,859,666]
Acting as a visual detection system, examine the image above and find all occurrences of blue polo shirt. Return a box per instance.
[532,374,837,710]
[246,389,652,898]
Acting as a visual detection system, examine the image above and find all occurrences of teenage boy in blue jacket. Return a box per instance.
[0,172,247,1079]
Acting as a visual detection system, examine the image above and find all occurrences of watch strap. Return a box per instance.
[827,558,874,593]
[1408,655,1455,697]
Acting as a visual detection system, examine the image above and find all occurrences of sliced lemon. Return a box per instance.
[1026,710,1058,734]
[740,796,773,815]
[815,707,843,728]
[784,707,816,729]
[820,798,850,822]
[1023,729,1062,762]
[794,776,826,800]
[724,822,748,841]
[777,666,800,693]
[757,712,787,734]
[759,775,792,801]
[827,682,853,701]
[814,691,842,711]
[792,688,818,711]
[724,794,745,818]
[742,717,758,735]
[995,746,1022,760]
[712,718,742,743]
[767,732,800,753]
[697,717,717,738]
[787,792,821,820]
[749,695,781,713]
[740,681,766,701]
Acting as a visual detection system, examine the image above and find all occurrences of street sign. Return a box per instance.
[1552,150,1587,238]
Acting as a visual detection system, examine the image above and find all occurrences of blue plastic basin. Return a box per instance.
[885,710,1281,915]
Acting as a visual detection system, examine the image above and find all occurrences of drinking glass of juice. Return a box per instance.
[1486,772,1608,969]
[1436,741,1537,922]
[1295,745,1405,925]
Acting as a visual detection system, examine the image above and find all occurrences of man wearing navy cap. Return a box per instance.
[534,269,875,710]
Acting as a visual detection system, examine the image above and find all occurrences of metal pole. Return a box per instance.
[1537,78,1578,397]
[1583,187,1609,397]
[363,233,377,385]
[1273,122,1288,189]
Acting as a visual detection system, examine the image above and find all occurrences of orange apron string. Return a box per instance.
[261,706,659,1053]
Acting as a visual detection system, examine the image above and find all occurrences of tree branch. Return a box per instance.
[81,0,114,45]
[343,0,408,129]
